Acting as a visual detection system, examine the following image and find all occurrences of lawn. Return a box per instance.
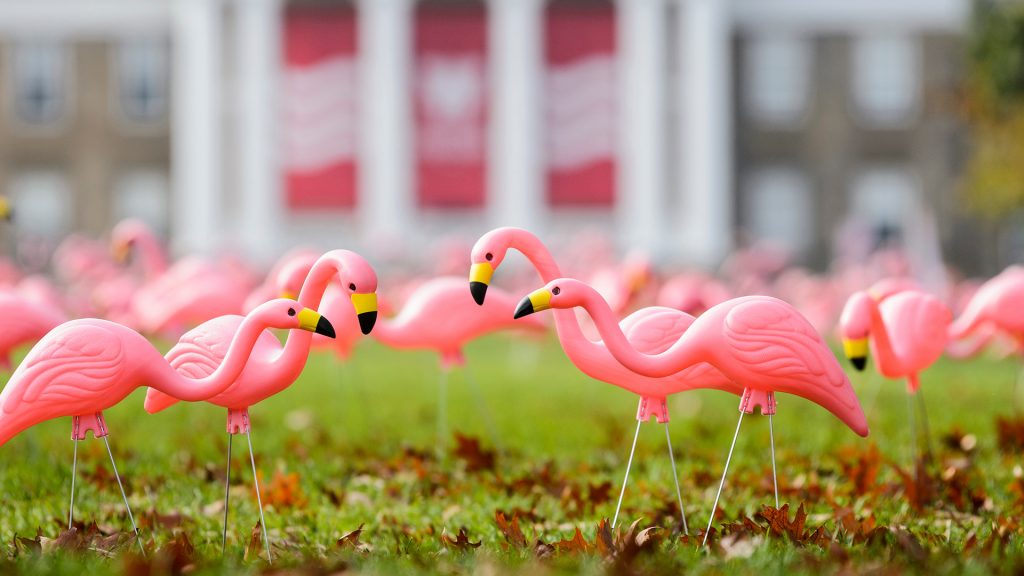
[2,333,1024,574]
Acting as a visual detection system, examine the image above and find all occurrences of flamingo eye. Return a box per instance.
[485,252,493,261]
[287,308,296,316]
[552,287,560,296]
[349,283,357,291]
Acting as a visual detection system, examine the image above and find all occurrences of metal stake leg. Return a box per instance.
[462,365,503,452]
[769,414,779,509]
[916,388,934,461]
[222,433,233,554]
[612,420,643,529]
[103,436,143,555]
[68,438,78,530]
[437,369,448,453]
[702,411,745,547]
[246,429,272,562]
[663,423,688,535]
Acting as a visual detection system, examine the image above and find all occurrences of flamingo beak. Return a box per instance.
[843,338,868,371]
[279,291,297,300]
[469,262,493,305]
[514,288,551,319]
[0,197,11,222]
[298,308,336,338]
[351,292,378,335]
[112,241,130,264]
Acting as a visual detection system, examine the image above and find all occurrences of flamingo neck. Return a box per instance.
[866,297,907,375]
[501,229,607,360]
[144,312,278,401]
[573,286,699,378]
[272,251,361,381]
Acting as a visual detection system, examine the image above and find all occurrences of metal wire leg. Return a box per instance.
[68,438,78,530]
[246,429,272,562]
[664,423,688,535]
[461,365,503,452]
[437,369,448,453]
[612,420,643,528]
[703,411,745,547]
[769,414,779,509]
[916,387,934,462]
[907,392,918,466]
[103,436,143,555]
[222,433,233,555]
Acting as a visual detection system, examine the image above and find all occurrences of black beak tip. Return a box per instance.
[513,298,534,320]
[358,311,377,335]
[315,316,336,339]
[850,357,866,371]
[469,282,487,306]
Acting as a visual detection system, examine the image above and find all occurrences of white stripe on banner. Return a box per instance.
[283,56,357,172]
[545,54,616,170]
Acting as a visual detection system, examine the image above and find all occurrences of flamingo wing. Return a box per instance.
[0,320,132,445]
[722,296,868,436]
[879,292,951,371]
[146,315,280,412]
[620,307,696,355]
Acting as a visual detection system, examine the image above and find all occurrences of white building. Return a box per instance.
[0,0,977,272]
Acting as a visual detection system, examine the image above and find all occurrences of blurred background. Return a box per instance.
[0,0,1016,279]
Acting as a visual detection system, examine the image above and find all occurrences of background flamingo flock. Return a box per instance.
[0,217,1021,560]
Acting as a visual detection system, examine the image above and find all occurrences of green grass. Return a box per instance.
[3,334,1024,574]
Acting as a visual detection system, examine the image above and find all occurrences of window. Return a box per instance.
[851,35,920,127]
[850,167,918,248]
[114,170,170,236]
[743,35,813,127]
[9,171,72,240]
[743,167,814,256]
[114,38,169,124]
[11,41,69,127]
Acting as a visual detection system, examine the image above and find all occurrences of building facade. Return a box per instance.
[0,0,988,274]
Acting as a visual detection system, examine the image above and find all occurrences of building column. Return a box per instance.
[235,0,283,265]
[358,0,413,245]
[676,0,733,267]
[617,0,666,258]
[488,0,543,232]
[171,0,223,257]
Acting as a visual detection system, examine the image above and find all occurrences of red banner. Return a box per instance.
[414,3,488,209]
[545,1,616,207]
[283,4,358,209]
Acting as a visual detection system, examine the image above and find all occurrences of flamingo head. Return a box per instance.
[255,298,336,338]
[110,218,151,263]
[279,250,380,335]
[514,278,586,319]
[839,291,873,371]
[469,229,517,305]
[345,282,379,336]
[0,196,11,222]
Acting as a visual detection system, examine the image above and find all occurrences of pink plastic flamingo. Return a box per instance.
[112,219,255,337]
[840,282,952,461]
[948,266,1024,361]
[373,275,545,448]
[470,228,743,531]
[0,299,334,551]
[144,250,376,558]
[0,293,68,371]
[512,278,868,545]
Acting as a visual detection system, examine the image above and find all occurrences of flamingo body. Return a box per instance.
[0,293,68,370]
[374,276,545,368]
[948,266,1024,353]
[518,279,868,437]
